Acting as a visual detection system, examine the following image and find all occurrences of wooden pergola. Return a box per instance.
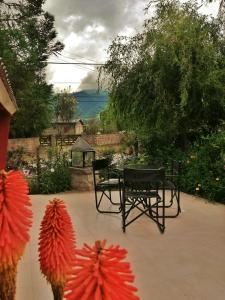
[0,59,17,170]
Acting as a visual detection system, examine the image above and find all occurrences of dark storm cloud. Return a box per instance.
[44,0,148,88]
[45,0,147,37]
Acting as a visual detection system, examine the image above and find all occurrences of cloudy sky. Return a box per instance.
[44,0,219,92]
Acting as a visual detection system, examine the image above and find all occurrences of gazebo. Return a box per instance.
[0,59,17,170]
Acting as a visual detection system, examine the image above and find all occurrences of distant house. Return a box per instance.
[43,119,85,136]
[0,59,17,170]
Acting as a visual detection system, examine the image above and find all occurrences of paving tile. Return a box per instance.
[14,190,225,300]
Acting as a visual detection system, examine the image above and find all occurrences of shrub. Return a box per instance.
[38,151,71,194]
[27,176,40,194]
[6,147,27,170]
[99,148,115,162]
[6,147,71,194]
[84,118,101,134]
[180,130,225,203]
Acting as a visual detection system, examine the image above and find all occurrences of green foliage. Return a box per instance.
[6,147,27,170]
[6,146,71,194]
[54,90,77,123]
[10,83,54,137]
[37,151,71,194]
[101,0,225,149]
[100,101,119,133]
[180,129,225,203]
[84,118,101,135]
[121,131,139,155]
[0,0,64,138]
[99,148,115,162]
[27,176,40,194]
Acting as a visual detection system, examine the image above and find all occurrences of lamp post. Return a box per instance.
[70,137,96,191]
[70,137,95,168]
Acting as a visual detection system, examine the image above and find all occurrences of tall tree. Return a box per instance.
[0,0,64,137]
[54,90,77,124]
[101,0,225,149]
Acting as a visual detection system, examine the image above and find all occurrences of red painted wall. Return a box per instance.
[0,109,11,170]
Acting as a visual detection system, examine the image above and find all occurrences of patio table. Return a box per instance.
[112,163,181,218]
[111,163,181,233]
[115,165,166,232]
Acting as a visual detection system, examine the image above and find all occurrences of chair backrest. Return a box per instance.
[123,167,165,191]
[92,158,110,171]
[92,158,111,184]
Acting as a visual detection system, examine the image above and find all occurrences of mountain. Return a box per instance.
[73,90,108,119]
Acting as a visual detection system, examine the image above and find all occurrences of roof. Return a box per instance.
[0,58,17,115]
[52,119,84,125]
[71,136,95,152]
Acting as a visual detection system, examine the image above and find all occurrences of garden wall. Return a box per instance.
[8,137,40,153]
[84,133,123,146]
[8,133,123,154]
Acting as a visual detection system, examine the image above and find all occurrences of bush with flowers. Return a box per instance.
[180,129,225,203]
[37,151,71,194]
[7,147,71,194]
[113,130,224,204]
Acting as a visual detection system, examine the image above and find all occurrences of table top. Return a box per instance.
[112,164,164,172]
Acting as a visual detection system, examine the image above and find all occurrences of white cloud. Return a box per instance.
[44,0,148,90]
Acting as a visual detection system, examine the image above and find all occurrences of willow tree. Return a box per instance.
[101,0,225,151]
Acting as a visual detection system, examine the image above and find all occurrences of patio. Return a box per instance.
[16,191,225,300]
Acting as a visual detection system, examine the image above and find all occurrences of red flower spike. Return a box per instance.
[64,240,140,300]
[39,198,76,300]
[0,170,32,299]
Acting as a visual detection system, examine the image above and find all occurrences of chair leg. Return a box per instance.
[151,193,165,234]
[94,190,121,214]
[157,188,181,218]
[122,195,126,233]
[177,189,181,213]
[94,190,104,213]
[165,188,181,218]
[161,189,165,233]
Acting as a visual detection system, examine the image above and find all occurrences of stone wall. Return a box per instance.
[70,167,94,191]
[8,137,40,153]
[84,133,123,146]
[8,133,123,154]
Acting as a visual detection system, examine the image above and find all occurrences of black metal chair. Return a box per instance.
[147,159,182,218]
[163,160,181,218]
[122,167,166,233]
[92,158,121,213]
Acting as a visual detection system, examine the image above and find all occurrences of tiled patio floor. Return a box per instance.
[16,191,225,300]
